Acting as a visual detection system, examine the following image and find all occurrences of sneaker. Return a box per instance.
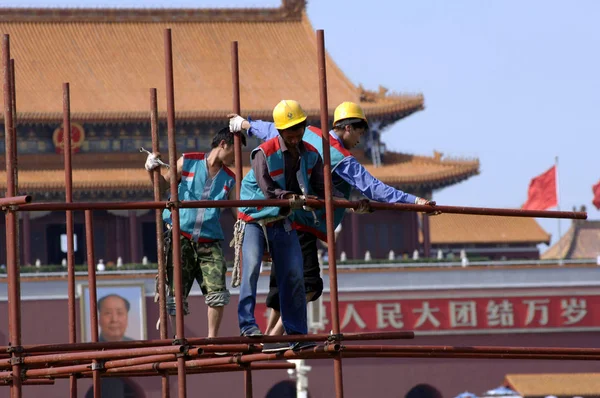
[241,326,263,337]
[262,342,289,353]
[290,341,317,351]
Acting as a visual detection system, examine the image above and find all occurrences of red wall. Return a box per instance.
[1,296,599,398]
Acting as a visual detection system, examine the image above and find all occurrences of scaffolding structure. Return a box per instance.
[0,29,592,398]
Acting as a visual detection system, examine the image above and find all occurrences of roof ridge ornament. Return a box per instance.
[358,84,389,103]
[282,0,307,14]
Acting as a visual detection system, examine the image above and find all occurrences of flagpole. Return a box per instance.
[555,156,563,265]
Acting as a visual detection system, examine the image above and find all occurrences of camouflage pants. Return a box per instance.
[163,229,230,316]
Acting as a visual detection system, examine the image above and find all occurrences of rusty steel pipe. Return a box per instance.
[59,362,296,379]
[84,210,101,398]
[163,28,187,398]
[244,366,252,398]
[15,345,600,382]
[103,351,197,370]
[149,87,170,398]
[103,344,338,375]
[231,39,252,398]
[8,58,20,281]
[342,351,600,361]
[340,344,600,356]
[3,345,185,369]
[352,201,588,220]
[24,363,90,379]
[0,196,31,207]
[231,41,244,203]
[62,82,77,398]
[17,199,588,220]
[17,379,55,386]
[236,344,340,365]
[198,344,258,353]
[316,29,344,398]
[3,33,22,398]
[0,331,413,355]
[0,378,55,386]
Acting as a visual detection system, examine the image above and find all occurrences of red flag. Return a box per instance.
[522,165,557,210]
[593,180,600,210]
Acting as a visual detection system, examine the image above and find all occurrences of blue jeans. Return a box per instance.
[238,222,307,335]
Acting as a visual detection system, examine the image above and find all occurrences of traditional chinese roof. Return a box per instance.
[505,373,600,397]
[419,213,551,245]
[0,0,423,124]
[0,149,480,198]
[541,214,600,260]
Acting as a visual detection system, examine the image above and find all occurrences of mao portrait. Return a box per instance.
[80,283,147,343]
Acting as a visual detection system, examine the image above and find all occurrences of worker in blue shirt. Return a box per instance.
[229,101,435,335]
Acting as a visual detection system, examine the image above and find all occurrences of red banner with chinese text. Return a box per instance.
[255,294,600,334]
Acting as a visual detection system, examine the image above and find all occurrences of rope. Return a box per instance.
[229,219,246,288]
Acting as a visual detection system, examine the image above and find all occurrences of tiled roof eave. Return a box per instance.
[0,5,306,23]
[0,101,424,124]
[384,168,480,188]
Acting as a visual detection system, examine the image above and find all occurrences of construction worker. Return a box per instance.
[145,126,246,339]
[229,101,436,335]
[233,100,325,353]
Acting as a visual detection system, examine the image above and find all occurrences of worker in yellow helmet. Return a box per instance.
[229,101,436,336]
[233,100,325,353]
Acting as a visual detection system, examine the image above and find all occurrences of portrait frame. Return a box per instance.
[78,282,147,343]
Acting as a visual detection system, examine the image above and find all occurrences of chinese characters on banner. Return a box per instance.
[256,295,598,334]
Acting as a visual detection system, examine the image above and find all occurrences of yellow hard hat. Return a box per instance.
[273,100,308,130]
[333,101,368,127]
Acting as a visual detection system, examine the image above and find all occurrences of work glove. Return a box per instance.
[416,198,442,216]
[354,199,374,214]
[288,194,306,210]
[229,114,246,133]
[145,152,162,171]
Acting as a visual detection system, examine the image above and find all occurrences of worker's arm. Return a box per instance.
[228,114,278,141]
[146,154,183,195]
[333,156,425,204]
[228,184,239,219]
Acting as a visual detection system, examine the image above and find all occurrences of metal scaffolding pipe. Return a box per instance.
[12,344,600,383]
[0,195,30,207]
[0,331,413,355]
[163,27,187,398]
[316,28,344,398]
[339,350,600,361]
[150,86,171,398]
[341,344,600,356]
[102,344,339,375]
[84,210,101,398]
[3,33,22,398]
[62,81,77,398]
[0,345,186,369]
[102,348,201,371]
[1,378,55,386]
[18,199,587,220]
[52,363,296,379]
[230,39,252,398]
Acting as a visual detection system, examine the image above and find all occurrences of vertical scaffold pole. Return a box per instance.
[316,29,344,398]
[3,33,22,398]
[84,211,102,397]
[163,28,187,398]
[231,40,253,398]
[150,87,171,398]
[62,82,77,398]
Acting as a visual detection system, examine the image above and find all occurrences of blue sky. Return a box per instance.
[4,0,599,250]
